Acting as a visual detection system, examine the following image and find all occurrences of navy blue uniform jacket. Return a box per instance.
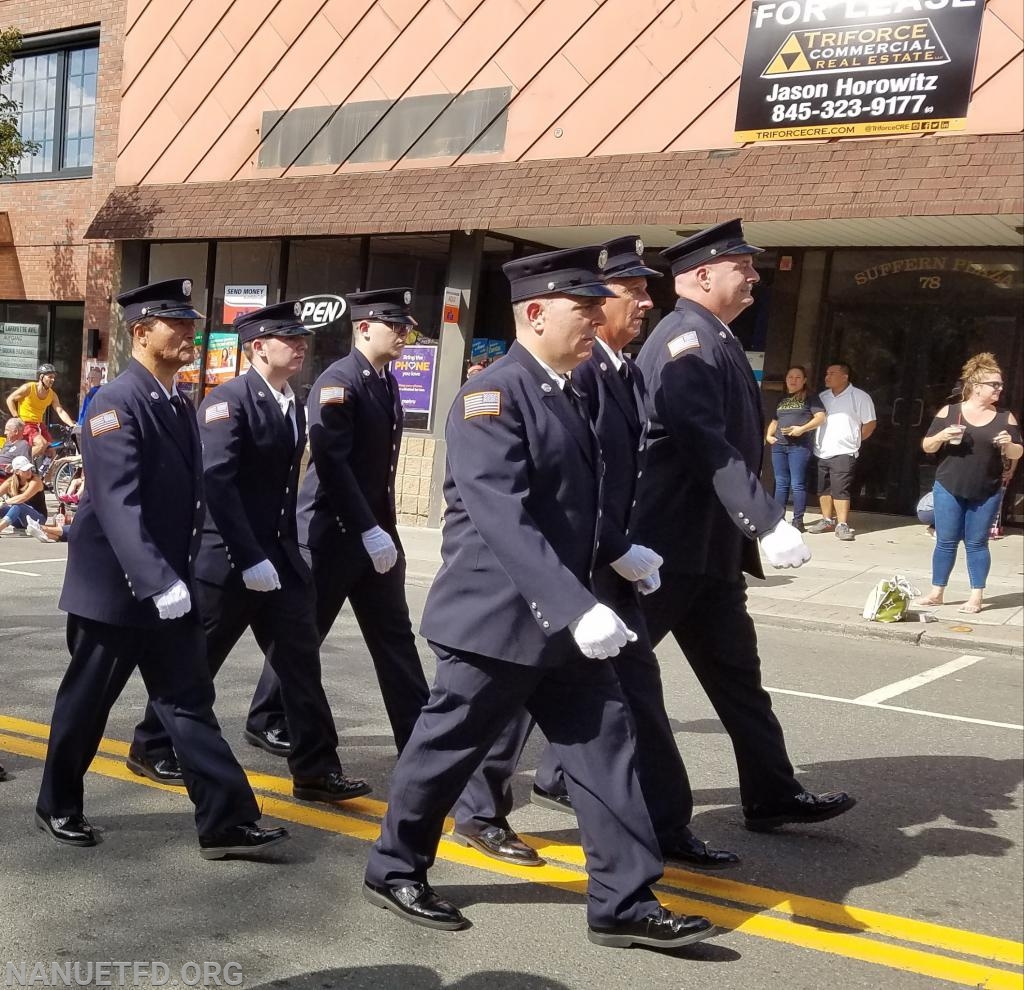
[633,299,783,581]
[420,342,602,667]
[193,368,309,587]
[297,349,402,554]
[572,346,647,569]
[59,360,204,627]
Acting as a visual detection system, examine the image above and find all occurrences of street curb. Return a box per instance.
[406,565,1021,659]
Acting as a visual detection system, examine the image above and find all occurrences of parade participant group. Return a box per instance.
[8,219,865,952]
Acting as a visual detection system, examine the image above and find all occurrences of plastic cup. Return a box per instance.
[948,425,966,446]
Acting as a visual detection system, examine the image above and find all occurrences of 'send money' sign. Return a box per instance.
[735,0,985,143]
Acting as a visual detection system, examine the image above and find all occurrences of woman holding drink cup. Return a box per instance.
[918,353,1022,613]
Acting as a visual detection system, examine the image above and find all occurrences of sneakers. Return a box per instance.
[806,518,836,534]
[835,522,854,541]
[26,518,56,543]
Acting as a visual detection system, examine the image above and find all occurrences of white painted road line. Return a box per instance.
[0,558,65,566]
[766,685,1023,732]
[0,567,41,577]
[853,654,985,705]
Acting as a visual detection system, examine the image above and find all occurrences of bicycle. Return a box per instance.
[34,424,82,496]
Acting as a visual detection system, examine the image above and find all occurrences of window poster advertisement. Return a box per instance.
[391,345,437,416]
[734,0,985,142]
[0,322,42,379]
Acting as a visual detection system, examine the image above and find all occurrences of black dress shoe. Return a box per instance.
[0,762,7,781]
[744,790,857,832]
[198,822,290,860]
[34,809,97,847]
[530,784,576,817]
[243,727,291,757]
[362,880,468,931]
[126,751,186,787]
[588,907,715,949]
[451,825,544,867]
[663,829,740,870]
[293,771,372,803]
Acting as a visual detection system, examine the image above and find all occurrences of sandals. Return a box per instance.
[958,601,984,614]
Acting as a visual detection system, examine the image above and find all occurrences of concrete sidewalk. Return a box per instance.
[398,512,1024,658]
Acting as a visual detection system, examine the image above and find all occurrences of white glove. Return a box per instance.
[242,558,281,592]
[636,570,661,596]
[610,544,663,582]
[361,525,398,574]
[152,579,192,620]
[759,519,812,569]
[569,603,637,660]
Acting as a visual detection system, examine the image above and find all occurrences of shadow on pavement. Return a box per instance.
[247,966,573,990]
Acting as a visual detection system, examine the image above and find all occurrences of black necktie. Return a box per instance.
[618,362,631,385]
[169,394,192,444]
[565,382,588,423]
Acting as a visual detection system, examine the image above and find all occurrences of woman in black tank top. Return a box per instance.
[917,353,1022,613]
[0,456,48,535]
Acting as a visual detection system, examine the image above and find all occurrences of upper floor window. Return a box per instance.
[1,31,98,179]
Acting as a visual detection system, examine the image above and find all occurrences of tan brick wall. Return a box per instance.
[2,1,125,367]
[395,435,436,527]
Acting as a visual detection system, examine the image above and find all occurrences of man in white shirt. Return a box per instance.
[809,363,876,541]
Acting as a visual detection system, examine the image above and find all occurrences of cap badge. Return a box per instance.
[709,248,717,256]
[182,279,192,296]
[403,290,412,304]
[547,281,556,290]
[597,249,608,270]
[141,307,149,316]
[635,239,644,255]
[293,302,302,317]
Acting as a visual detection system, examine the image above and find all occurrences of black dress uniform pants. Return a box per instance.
[132,575,342,780]
[453,580,696,849]
[249,549,429,753]
[638,572,801,808]
[366,646,664,928]
[38,614,259,836]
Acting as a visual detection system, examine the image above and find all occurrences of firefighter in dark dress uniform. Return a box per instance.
[35,279,288,858]
[631,220,856,831]
[362,246,715,952]
[127,300,370,805]
[243,288,430,758]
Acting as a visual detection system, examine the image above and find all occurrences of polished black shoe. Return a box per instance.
[243,727,291,757]
[451,825,544,867]
[663,829,740,871]
[293,771,371,804]
[198,822,290,860]
[34,809,97,847]
[744,790,857,832]
[362,880,469,931]
[530,784,576,817]
[0,762,7,782]
[588,907,715,949]
[125,751,186,787]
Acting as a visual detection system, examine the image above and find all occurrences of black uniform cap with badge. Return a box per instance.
[660,219,763,276]
[234,300,314,343]
[116,278,205,325]
[601,236,662,280]
[501,246,617,302]
[348,288,417,327]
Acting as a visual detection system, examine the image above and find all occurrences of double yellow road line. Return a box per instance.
[1,713,1021,988]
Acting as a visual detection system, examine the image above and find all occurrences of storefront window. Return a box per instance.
[286,238,362,390]
[0,302,51,410]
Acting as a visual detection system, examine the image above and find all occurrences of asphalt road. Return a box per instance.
[1,538,1022,990]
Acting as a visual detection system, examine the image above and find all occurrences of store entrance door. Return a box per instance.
[823,250,1023,517]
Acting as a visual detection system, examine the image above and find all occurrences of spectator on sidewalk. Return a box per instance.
[5,364,77,458]
[766,365,825,532]
[918,352,1022,614]
[0,456,48,535]
[1,418,31,478]
[76,366,104,428]
[809,362,876,541]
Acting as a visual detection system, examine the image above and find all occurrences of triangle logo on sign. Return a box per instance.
[764,34,812,76]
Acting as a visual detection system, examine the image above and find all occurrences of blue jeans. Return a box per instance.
[2,503,45,529]
[772,444,813,523]
[931,482,1003,589]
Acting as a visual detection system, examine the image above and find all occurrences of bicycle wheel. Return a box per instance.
[52,459,79,498]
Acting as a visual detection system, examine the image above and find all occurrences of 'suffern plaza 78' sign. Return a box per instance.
[734,0,986,142]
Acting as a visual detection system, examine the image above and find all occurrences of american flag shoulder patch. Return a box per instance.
[89,410,120,436]
[667,331,700,357]
[320,385,346,405]
[463,390,501,419]
[205,401,230,423]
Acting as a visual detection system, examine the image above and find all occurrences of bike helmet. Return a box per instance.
[37,363,56,378]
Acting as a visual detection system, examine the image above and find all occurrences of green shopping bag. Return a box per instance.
[862,575,919,623]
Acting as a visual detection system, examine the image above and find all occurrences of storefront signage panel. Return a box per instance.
[392,345,437,417]
[735,1,985,142]
[0,322,41,378]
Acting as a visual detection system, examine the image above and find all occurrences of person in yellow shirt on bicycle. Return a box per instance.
[6,363,77,458]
